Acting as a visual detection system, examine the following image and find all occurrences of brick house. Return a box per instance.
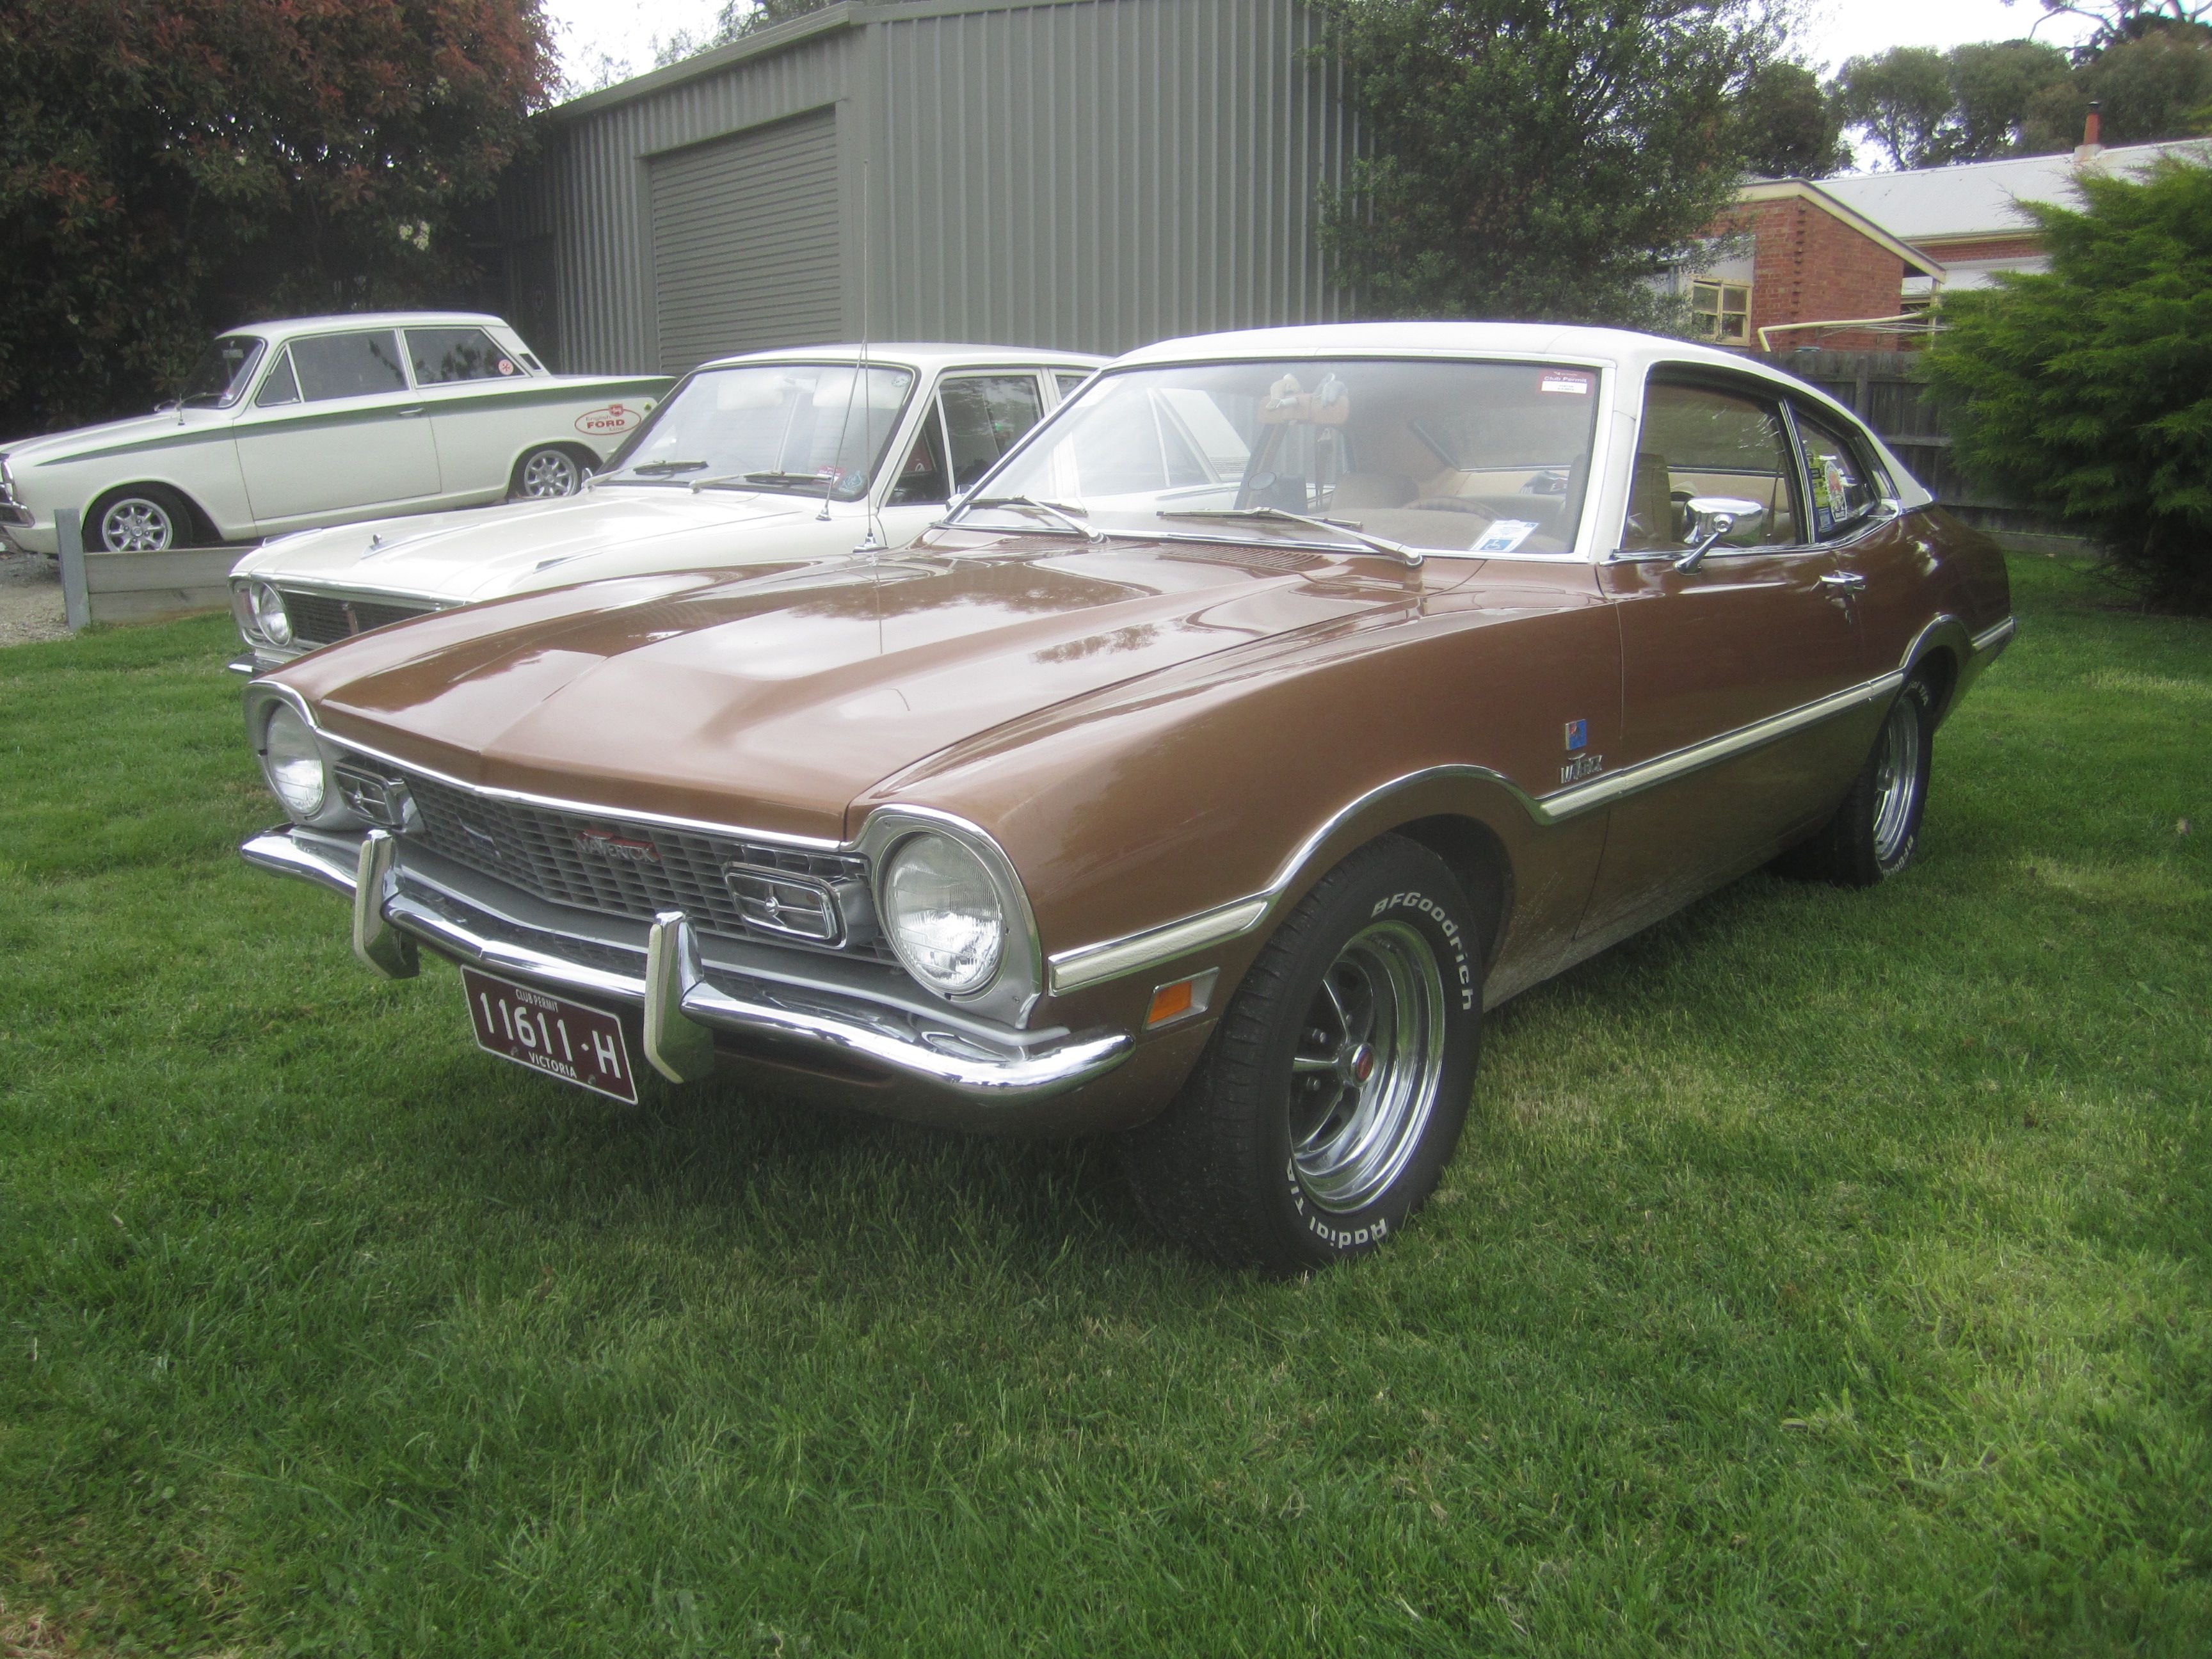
[1672,179,1944,353]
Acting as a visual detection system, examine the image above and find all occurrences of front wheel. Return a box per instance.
[1120,836,1484,1273]
[1781,675,1936,886]
[88,486,195,552]
[510,445,589,501]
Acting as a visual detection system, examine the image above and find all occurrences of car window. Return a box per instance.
[597,362,915,502]
[1055,372,1091,402]
[179,334,267,408]
[254,350,301,408]
[408,327,525,385]
[888,413,950,506]
[290,332,411,402]
[979,358,1602,555]
[1793,406,1886,540]
[940,374,1047,493]
[1623,380,1801,554]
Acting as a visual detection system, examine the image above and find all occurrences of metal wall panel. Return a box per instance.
[524,22,860,373]
[519,0,1354,371]
[650,111,845,371]
[864,0,1354,355]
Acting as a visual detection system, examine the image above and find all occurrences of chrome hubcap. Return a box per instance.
[1871,693,1923,864]
[520,450,582,498]
[1288,920,1447,1213]
[101,498,172,552]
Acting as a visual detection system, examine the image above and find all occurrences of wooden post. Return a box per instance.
[56,508,90,632]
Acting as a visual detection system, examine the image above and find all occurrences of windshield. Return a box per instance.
[179,334,268,408]
[597,362,916,499]
[971,358,1604,556]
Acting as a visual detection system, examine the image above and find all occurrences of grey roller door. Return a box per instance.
[649,109,842,374]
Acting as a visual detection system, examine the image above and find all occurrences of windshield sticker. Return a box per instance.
[1472,520,1539,554]
[575,402,643,438]
[1539,370,1593,396]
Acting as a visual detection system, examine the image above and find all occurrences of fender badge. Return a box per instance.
[1560,754,1605,785]
[1564,718,1589,752]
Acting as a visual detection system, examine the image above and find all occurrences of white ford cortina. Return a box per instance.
[225,342,1105,671]
[0,312,668,556]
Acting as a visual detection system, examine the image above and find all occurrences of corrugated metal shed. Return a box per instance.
[508,0,1356,374]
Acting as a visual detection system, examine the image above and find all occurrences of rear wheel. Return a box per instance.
[510,445,589,501]
[1121,836,1484,1273]
[1781,675,1936,886]
[88,486,195,552]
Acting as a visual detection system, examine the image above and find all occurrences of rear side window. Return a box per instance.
[940,374,1047,493]
[291,332,410,402]
[408,327,523,385]
[1793,406,1886,539]
[1054,371,1091,401]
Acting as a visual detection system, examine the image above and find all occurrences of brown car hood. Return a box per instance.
[275,538,1428,842]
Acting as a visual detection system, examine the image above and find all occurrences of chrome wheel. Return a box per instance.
[517,447,584,499]
[1871,692,1924,866]
[1288,920,1448,1213]
[99,496,175,552]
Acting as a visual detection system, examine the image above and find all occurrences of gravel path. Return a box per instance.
[0,550,68,646]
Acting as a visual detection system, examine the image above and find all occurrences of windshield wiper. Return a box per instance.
[694,470,844,492]
[940,495,1105,543]
[622,460,709,477]
[1157,508,1422,568]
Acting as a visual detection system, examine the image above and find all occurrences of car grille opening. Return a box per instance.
[279,589,432,647]
[356,757,888,959]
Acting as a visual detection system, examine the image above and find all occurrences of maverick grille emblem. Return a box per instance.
[575,827,661,865]
[456,817,504,863]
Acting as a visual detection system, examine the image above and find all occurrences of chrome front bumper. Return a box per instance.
[241,824,1135,1120]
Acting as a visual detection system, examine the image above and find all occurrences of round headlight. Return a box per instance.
[251,581,293,646]
[261,703,326,819]
[881,833,1006,997]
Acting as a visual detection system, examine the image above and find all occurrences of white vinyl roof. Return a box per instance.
[700,342,1109,373]
[1120,320,1772,379]
[228,310,510,337]
[1821,140,2212,243]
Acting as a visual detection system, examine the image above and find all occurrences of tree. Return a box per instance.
[1308,0,1783,327]
[1833,47,1957,168]
[0,1,554,436]
[1834,41,2073,166]
[2007,0,2212,53]
[1733,60,1848,177]
[653,0,858,67]
[1924,158,2212,613]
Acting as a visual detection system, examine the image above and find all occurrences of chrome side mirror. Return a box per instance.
[1674,495,1765,572]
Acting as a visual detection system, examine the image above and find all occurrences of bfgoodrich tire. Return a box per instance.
[1781,675,1936,887]
[1120,836,1484,1274]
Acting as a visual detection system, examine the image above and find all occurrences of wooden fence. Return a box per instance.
[54,509,246,630]
[1748,349,2090,554]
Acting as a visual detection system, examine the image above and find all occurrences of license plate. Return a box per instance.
[461,967,639,1104]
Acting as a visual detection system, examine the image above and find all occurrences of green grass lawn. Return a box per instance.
[1,557,2206,1656]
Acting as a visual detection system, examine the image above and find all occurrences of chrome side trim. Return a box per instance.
[241,826,1130,1107]
[1049,897,1269,996]
[1972,616,2017,657]
[1043,670,1907,993]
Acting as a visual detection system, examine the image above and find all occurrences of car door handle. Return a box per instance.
[396,406,427,417]
[1819,571,1867,591]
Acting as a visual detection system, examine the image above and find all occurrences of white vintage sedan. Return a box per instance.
[0,312,668,555]
[227,342,1104,670]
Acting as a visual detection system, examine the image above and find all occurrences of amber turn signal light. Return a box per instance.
[1144,968,1219,1029]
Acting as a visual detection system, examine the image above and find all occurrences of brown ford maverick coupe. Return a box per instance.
[240,323,2014,1272]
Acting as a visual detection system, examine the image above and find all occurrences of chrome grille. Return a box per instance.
[360,757,885,956]
[279,589,431,647]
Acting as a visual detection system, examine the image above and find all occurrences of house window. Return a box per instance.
[1692,280,1752,346]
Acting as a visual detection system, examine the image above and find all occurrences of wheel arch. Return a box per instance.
[507,438,598,490]
[83,481,219,548]
[1899,614,1970,726]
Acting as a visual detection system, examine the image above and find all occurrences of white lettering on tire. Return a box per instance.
[1370,888,1477,1010]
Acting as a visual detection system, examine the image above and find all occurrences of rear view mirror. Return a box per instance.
[1674,495,1765,572]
